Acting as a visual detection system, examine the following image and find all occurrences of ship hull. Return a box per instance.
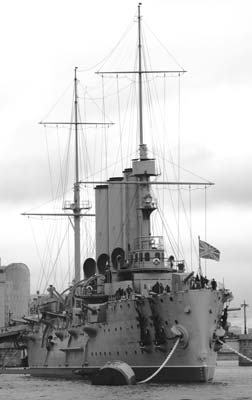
[25,288,225,383]
[28,364,215,382]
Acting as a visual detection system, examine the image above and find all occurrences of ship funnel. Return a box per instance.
[97,253,110,275]
[83,258,96,279]
[111,247,125,270]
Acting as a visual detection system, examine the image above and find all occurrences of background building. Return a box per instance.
[0,263,30,327]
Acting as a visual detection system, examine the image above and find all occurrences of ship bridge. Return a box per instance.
[125,235,165,271]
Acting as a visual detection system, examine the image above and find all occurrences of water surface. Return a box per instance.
[1,361,252,400]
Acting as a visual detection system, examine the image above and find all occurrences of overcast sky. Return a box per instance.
[0,0,251,321]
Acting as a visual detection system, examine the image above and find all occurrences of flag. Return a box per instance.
[199,239,220,261]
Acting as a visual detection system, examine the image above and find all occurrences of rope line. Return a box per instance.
[142,21,185,71]
[219,340,252,364]
[138,337,180,384]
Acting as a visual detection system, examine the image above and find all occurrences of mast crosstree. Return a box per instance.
[96,2,186,156]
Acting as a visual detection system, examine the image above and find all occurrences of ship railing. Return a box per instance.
[134,236,164,250]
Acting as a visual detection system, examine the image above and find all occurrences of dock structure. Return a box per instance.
[217,338,239,361]
[238,335,252,366]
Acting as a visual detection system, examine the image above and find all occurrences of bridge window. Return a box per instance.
[140,252,143,262]
[135,253,138,262]
[145,252,150,261]
[155,252,160,259]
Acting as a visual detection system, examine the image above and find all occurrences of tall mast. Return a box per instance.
[73,66,81,282]
[138,2,144,151]
[22,69,114,287]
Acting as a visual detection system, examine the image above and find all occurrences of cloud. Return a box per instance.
[211,159,252,207]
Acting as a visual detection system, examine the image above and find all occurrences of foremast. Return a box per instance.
[73,67,81,282]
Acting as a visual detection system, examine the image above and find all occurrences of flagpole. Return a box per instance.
[198,236,202,276]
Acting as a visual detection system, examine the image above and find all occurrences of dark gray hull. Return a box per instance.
[28,364,215,382]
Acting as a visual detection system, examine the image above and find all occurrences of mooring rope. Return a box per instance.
[138,337,180,384]
[219,340,252,364]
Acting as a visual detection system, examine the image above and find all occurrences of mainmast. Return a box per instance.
[22,68,114,286]
[138,2,144,149]
[73,67,81,282]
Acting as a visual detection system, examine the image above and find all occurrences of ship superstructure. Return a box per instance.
[17,4,233,382]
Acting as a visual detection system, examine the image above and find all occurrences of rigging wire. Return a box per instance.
[78,82,114,124]
[162,74,166,238]
[78,79,134,101]
[142,21,185,71]
[67,218,71,286]
[43,222,70,292]
[116,75,123,171]
[204,184,207,276]
[140,23,205,267]
[101,75,108,180]
[40,80,73,123]
[28,218,47,292]
[152,151,213,184]
[56,125,65,200]
[177,73,181,259]
[44,126,54,200]
[140,26,195,265]
[189,185,193,270]
[27,14,213,291]
[141,38,179,260]
[79,21,135,73]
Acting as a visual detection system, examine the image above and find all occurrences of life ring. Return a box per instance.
[153,258,160,265]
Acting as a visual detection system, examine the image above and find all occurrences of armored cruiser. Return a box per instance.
[19,4,232,382]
